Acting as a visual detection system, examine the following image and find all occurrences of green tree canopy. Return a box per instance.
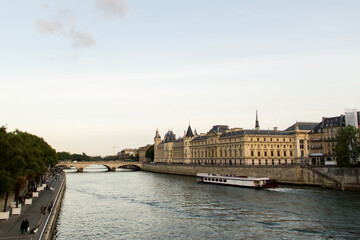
[335,125,360,166]
[145,145,154,161]
[0,126,57,202]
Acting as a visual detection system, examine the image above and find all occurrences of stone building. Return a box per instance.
[138,144,152,162]
[306,111,359,166]
[154,113,318,166]
[154,125,195,164]
[117,148,137,161]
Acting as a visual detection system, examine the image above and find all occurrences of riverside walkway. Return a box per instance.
[0,172,65,240]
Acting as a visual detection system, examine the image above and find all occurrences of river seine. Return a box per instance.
[53,169,360,240]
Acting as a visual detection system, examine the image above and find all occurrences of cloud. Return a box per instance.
[57,9,77,26]
[36,8,95,49]
[95,0,129,19]
[36,20,64,35]
[71,30,96,48]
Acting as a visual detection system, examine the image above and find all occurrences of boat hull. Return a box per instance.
[196,173,278,188]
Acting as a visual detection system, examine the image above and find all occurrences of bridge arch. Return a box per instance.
[116,164,142,171]
[57,161,142,172]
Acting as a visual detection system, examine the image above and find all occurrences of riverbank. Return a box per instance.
[0,172,66,240]
[142,163,360,191]
[41,174,66,240]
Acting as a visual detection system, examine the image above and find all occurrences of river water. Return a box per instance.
[53,168,360,240]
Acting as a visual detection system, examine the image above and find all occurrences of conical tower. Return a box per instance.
[154,129,161,162]
[184,124,194,164]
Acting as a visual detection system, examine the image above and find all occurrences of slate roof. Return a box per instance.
[310,122,323,133]
[285,122,319,131]
[192,135,208,141]
[163,130,176,143]
[185,125,194,138]
[323,116,345,128]
[209,125,229,134]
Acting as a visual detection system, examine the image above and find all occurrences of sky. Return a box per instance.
[1,0,359,156]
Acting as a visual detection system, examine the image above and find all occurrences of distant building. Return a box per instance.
[118,148,137,161]
[309,111,359,165]
[154,112,318,166]
[138,144,152,163]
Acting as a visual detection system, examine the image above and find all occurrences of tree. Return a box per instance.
[335,125,360,166]
[145,145,154,162]
[0,126,58,210]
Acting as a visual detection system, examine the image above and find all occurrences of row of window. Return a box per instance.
[251,150,293,157]
[194,159,295,165]
[204,178,227,182]
[193,136,294,146]
[251,159,294,165]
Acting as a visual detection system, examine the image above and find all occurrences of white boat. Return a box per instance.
[196,173,278,188]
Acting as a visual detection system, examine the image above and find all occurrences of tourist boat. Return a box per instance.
[196,173,278,188]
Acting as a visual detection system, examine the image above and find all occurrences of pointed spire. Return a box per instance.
[255,109,260,131]
[185,124,194,138]
[155,128,160,138]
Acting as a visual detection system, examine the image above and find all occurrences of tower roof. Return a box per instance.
[255,110,260,130]
[185,125,194,138]
[164,130,176,143]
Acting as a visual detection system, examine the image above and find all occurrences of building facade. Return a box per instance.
[308,111,360,165]
[154,115,318,166]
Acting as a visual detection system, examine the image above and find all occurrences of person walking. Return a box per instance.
[48,204,52,214]
[41,205,46,215]
[24,219,29,233]
[20,220,26,234]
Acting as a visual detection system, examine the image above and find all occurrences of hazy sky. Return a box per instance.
[1,0,359,156]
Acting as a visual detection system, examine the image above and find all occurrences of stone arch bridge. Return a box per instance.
[56,161,143,172]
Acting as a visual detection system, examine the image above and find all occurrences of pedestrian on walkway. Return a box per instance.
[41,205,46,215]
[48,204,52,213]
[20,220,26,234]
[24,219,29,233]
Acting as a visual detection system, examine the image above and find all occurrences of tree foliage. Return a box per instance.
[145,145,154,161]
[0,126,57,201]
[56,152,119,161]
[335,125,360,167]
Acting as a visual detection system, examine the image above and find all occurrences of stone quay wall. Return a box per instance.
[41,176,66,240]
[142,163,360,190]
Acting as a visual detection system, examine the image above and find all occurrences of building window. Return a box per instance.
[290,151,293,156]
[264,151,267,157]
[300,140,304,149]
[284,151,286,157]
[272,159,274,165]
[251,151,254,157]
[265,159,268,165]
[258,151,261,157]
[277,151,280,156]
[252,159,254,165]
[271,151,274,157]
[259,160,261,165]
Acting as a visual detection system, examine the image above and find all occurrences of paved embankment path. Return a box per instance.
[0,172,65,240]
